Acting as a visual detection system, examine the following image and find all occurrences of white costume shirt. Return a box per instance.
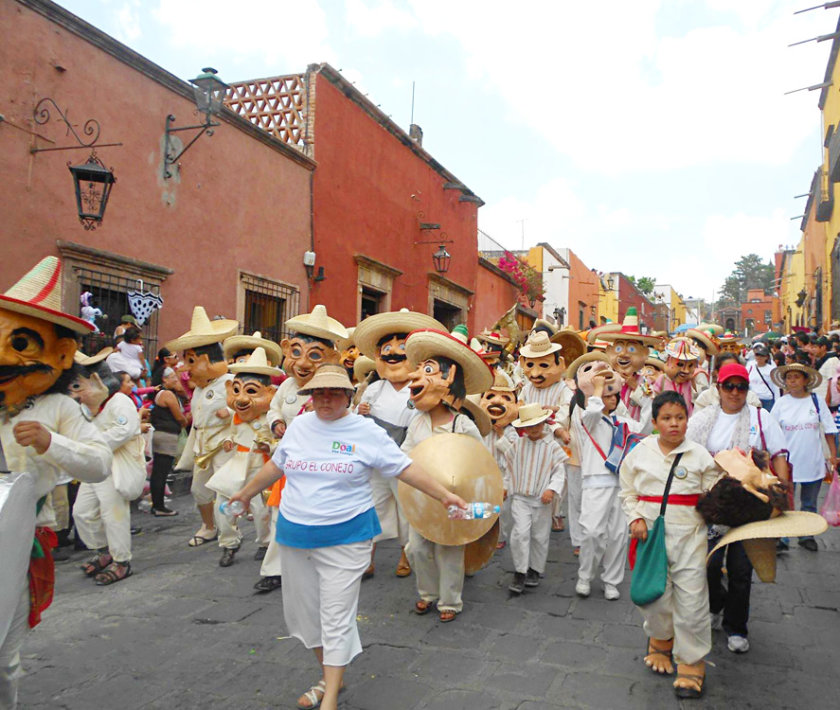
[357,379,418,427]
[401,409,482,453]
[269,376,310,430]
[96,393,145,485]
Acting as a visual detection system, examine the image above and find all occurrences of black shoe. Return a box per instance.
[52,547,72,562]
[525,568,541,587]
[253,546,268,561]
[508,572,526,595]
[152,506,178,517]
[798,538,818,552]
[219,547,239,567]
[253,575,282,593]
[130,527,142,536]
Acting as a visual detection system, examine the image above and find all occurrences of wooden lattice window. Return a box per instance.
[239,272,299,343]
[226,75,309,151]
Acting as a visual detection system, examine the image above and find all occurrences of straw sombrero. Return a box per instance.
[566,351,609,380]
[686,328,720,356]
[699,322,724,336]
[519,331,562,359]
[353,355,376,382]
[74,347,113,367]
[512,402,552,428]
[0,256,94,333]
[489,369,517,392]
[285,305,348,342]
[223,331,282,366]
[644,356,665,371]
[228,347,282,378]
[664,336,700,361]
[460,394,492,437]
[599,308,661,347]
[405,329,494,395]
[354,309,445,358]
[297,364,354,394]
[476,329,510,347]
[550,327,587,365]
[586,323,621,345]
[770,363,822,391]
[707,511,828,582]
[532,318,558,336]
[165,306,238,351]
[336,327,356,352]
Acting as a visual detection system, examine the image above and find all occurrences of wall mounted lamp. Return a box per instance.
[303,250,325,281]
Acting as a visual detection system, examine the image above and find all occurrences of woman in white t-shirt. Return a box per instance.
[746,345,779,412]
[770,363,838,552]
[230,365,466,710]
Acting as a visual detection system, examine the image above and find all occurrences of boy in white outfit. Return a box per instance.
[504,403,567,594]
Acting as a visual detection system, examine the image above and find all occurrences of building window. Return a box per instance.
[361,286,385,320]
[578,302,586,330]
[239,271,299,342]
[357,255,401,322]
[428,274,472,329]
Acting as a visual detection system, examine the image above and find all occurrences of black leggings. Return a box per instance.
[150,452,174,509]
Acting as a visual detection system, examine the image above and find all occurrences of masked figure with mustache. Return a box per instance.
[0,257,112,710]
[652,337,701,417]
[353,309,445,579]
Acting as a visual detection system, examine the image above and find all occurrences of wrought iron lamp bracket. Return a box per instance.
[30,97,122,153]
[163,113,219,179]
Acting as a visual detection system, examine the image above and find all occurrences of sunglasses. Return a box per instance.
[721,382,749,392]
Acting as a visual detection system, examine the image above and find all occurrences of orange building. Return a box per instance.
[740,289,774,336]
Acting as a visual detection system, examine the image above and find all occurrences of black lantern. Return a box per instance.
[432,244,451,274]
[68,153,116,230]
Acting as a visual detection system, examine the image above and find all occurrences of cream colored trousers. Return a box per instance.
[578,486,626,587]
[509,494,552,574]
[73,477,132,562]
[565,464,583,548]
[636,522,711,666]
[371,473,409,546]
[260,508,282,576]
[406,527,465,613]
[214,492,270,550]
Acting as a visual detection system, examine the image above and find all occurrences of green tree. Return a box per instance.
[627,275,657,296]
[717,253,774,304]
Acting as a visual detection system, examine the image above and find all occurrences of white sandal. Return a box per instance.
[296,679,326,709]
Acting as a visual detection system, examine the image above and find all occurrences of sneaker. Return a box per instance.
[219,547,239,567]
[253,546,268,561]
[710,611,724,631]
[575,579,590,597]
[604,584,620,601]
[727,634,750,654]
[253,575,282,593]
[798,538,818,552]
[508,572,526,595]
[525,568,541,587]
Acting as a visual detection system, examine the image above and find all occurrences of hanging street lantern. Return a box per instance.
[190,67,229,119]
[67,153,116,230]
[432,244,451,274]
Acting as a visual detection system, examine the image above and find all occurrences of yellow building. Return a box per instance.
[598,273,619,324]
[779,242,807,330]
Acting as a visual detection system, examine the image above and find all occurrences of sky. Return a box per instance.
[59,0,838,304]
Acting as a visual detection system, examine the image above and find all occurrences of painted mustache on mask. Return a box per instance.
[381,354,407,364]
[0,362,54,384]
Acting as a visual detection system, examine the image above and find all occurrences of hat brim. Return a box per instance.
[644,357,665,371]
[586,323,622,344]
[599,330,662,347]
[461,396,492,437]
[405,329,494,395]
[519,341,563,358]
[165,319,239,352]
[353,355,376,381]
[223,335,282,366]
[566,351,609,380]
[74,347,114,366]
[285,320,347,343]
[512,411,551,428]
[550,330,587,364]
[228,363,283,377]
[770,364,822,390]
[354,311,446,358]
[0,294,95,334]
[477,333,509,347]
[686,329,720,356]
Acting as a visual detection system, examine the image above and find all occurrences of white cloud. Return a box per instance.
[114,1,141,42]
[345,0,416,36]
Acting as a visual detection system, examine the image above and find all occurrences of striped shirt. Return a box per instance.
[503,434,567,497]
[482,425,519,474]
[519,380,574,429]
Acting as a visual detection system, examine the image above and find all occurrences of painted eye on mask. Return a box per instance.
[308,350,323,361]
[291,347,303,358]
[613,344,624,354]
[626,345,638,353]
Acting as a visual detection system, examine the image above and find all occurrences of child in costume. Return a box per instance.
[619,391,720,700]
[652,337,701,417]
[504,403,567,594]
[402,329,493,622]
[0,257,112,709]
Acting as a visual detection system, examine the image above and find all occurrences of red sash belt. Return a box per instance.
[638,494,700,506]
[29,527,57,628]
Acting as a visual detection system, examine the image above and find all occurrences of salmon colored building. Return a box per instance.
[740,288,774,336]
[227,64,484,332]
[1,0,314,356]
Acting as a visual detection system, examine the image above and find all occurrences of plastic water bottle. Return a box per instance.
[219,500,245,518]
[448,502,501,520]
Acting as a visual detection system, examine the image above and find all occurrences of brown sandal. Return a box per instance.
[674,662,705,698]
[644,638,674,674]
[439,610,456,623]
[414,599,432,615]
[81,551,112,577]
[94,561,132,586]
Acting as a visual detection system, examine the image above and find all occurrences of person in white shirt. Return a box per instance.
[746,344,779,411]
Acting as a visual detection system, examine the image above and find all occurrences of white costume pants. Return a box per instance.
[214,492,270,550]
[371,473,408,546]
[406,527,465,613]
[499,495,512,542]
[260,507,282,577]
[509,495,552,574]
[0,577,28,710]
[578,485,625,587]
[280,540,372,667]
[636,522,711,666]
[565,464,583,548]
[73,478,132,562]
[190,462,217,507]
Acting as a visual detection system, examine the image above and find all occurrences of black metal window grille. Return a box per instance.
[241,273,299,343]
[73,267,160,365]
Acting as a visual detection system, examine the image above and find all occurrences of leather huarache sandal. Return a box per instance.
[395,549,411,577]
[644,638,674,675]
[673,661,705,699]
[188,529,218,547]
[94,561,132,586]
[81,551,112,577]
[439,610,457,623]
[414,599,432,615]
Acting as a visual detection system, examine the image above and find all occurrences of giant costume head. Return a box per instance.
[69,348,119,413]
[165,306,238,388]
[223,331,282,368]
[566,352,622,401]
[475,329,510,368]
[518,331,566,389]
[226,347,280,423]
[479,370,519,428]
[281,305,347,387]
[662,337,700,385]
[600,308,659,380]
[0,257,94,415]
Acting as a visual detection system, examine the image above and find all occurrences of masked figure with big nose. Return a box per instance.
[652,337,701,417]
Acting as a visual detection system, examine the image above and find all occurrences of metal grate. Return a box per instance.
[73,267,160,364]
[241,273,299,343]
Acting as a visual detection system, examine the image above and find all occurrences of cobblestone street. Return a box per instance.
[18,494,840,709]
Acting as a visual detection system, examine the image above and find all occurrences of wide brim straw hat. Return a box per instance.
[519,330,562,358]
[707,511,828,582]
[228,347,283,378]
[405,329,494,395]
[74,347,113,366]
[770,363,822,390]
[586,323,621,345]
[0,256,94,333]
[223,331,282,366]
[531,318,558,336]
[336,327,356,352]
[698,321,724,335]
[599,307,661,347]
[550,327,587,365]
[353,355,376,382]
[354,309,445,358]
[165,306,238,351]
[489,369,517,392]
[285,304,348,342]
[512,402,552,428]
[476,328,510,347]
[566,351,609,380]
[686,328,720,356]
[461,394,492,437]
[644,356,665,371]
[297,364,355,395]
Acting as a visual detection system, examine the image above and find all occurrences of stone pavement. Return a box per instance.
[18,495,840,710]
